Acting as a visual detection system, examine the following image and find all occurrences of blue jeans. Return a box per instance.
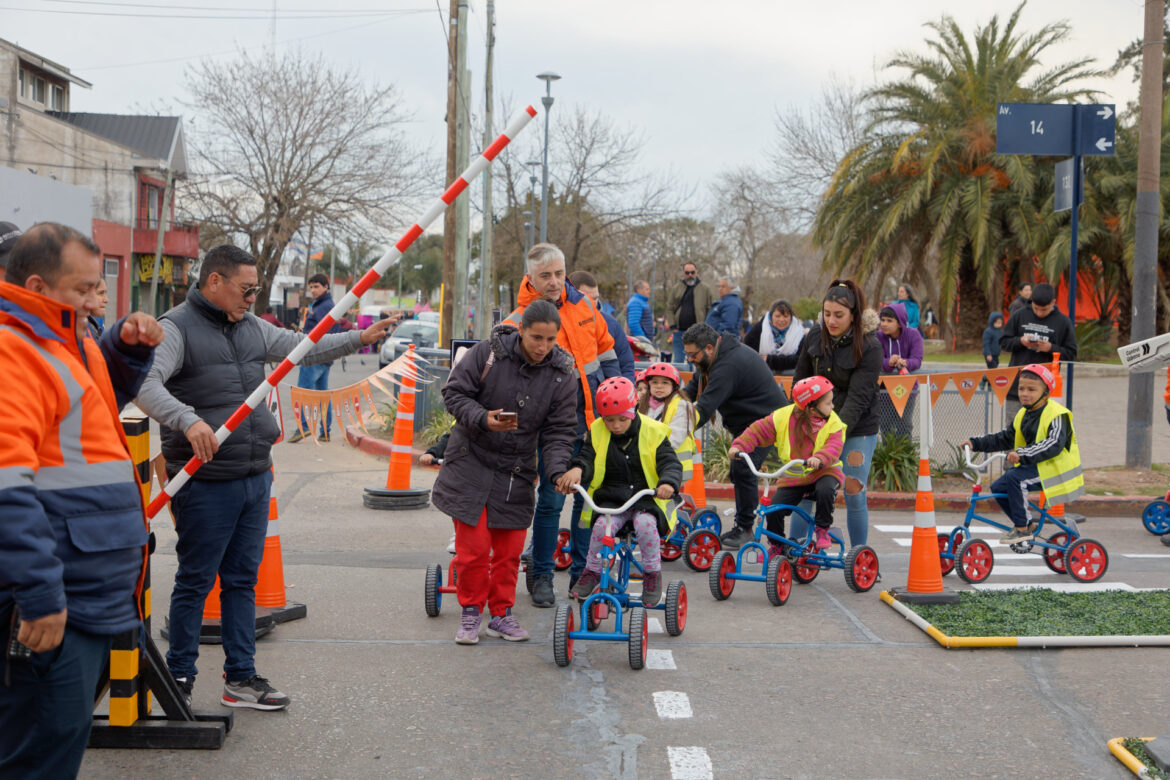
[990,462,1042,527]
[0,623,113,778]
[671,330,686,363]
[297,362,333,434]
[790,434,877,546]
[532,439,584,579]
[167,471,272,682]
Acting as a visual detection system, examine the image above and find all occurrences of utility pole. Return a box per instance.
[476,0,495,339]
[1126,0,1164,468]
[454,56,471,343]
[147,168,174,316]
[441,0,464,348]
[299,215,315,328]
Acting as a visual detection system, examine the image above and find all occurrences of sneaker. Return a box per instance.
[287,430,306,444]
[814,527,832,549]
[719,526,753,550]
[767,544,785,561]
[531,574,555,608]
[568,574,578,594]
[221,675,290,710]
[319,433,330,443]
[174,676,193,708]
[455,606,481,644]
[1162,532,1170,548]
[569,570,601,601]
[641,571,661,607]
[446,534,456,555]
[1002,525,1036,542]
[485,609,530,642]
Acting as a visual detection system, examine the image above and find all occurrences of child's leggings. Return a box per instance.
[584,509,661,573]
[990,462,1042,528]
[766,476,839,537]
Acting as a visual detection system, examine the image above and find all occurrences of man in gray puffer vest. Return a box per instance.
[136,245,395,711]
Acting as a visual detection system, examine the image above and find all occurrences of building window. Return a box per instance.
[18,68,25,98]
[50,84,64,111]
[31,75,46,104]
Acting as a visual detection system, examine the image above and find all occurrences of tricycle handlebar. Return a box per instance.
[571,485,658,515]
[736,451,806,479]
[963,444,1005,472]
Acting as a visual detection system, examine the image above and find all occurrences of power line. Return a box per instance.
[0,5,420,20]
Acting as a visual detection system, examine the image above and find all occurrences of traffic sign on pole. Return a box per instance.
[1077,104,1116,156]
[1054,157,1084,212]
[996,103,1073,156]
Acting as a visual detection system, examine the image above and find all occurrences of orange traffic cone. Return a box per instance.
[256,491,307,625]
[894,457,959,604]
[364,344,432,510]
[683,437,708,509]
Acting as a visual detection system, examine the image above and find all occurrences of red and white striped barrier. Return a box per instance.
[146,104,539,519]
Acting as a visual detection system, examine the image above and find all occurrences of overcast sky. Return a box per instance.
[4,0,1148,220]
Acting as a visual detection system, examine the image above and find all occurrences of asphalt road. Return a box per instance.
[82,359,1170,779]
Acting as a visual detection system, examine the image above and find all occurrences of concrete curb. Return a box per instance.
[879,590,1170,648]
[702,482,1154,517]
[1107,737,1155,778]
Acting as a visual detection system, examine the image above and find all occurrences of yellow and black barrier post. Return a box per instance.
[88,415,232,750]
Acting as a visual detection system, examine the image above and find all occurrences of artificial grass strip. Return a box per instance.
[1121,738,1170,780]
[910,589,1170,637]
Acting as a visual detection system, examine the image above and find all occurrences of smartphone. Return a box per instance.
[7,613,31,662]
[498,412,518,422]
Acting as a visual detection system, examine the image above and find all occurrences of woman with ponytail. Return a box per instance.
[791,279,882,546]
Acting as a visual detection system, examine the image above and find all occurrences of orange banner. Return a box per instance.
[779,376,793,396]
[984,367,1018,405]
[880,375,919,418]
[928,374,949,406]
[951,370,985,405]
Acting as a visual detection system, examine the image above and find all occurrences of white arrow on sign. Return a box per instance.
[1096,138,1114,152]
[1097,106,1114,120]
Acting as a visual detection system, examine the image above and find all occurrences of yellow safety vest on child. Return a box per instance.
[581,414,679,532]
[770,405,847,467]
[1011,399,1084,504]
[658,394,696,481]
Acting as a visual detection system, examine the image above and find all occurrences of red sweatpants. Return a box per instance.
[453,510,527,616]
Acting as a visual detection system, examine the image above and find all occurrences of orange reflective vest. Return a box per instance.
[503,277,616,424]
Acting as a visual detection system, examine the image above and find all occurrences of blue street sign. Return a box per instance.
[996,103,1073,156]
[1078,104,1116,156]
[1054,157,1084,212]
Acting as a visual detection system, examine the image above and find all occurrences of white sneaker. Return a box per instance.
[446,535,456,555]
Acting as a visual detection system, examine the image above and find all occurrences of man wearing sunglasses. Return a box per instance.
[135,245,396,712]
[666,262,714,364]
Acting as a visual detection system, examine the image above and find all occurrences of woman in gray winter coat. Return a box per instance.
[432,300,578,645]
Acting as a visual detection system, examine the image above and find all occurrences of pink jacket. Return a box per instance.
[731,412,845,488]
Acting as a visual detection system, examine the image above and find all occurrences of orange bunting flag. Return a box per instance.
[951,370,985,405]
[880,374,919,418]
[929,374,949,407]
[287,360,435,443]
[984,367,1018,405]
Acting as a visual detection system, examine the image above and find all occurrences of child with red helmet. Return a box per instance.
[556,376,683,606]
[643,362,698,482]
[727,376,846,550]
[634,369,650,414]
[961,363,1083,542]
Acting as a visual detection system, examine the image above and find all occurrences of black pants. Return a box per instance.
[765,476,839,537]
[729,444,771,530]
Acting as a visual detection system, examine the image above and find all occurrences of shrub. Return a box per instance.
[422,409,455,446]
[869,432,919,491]
[1074,319,1115,361]
[793,296,821,322]
[374,401,397,434]
[701,427,734,482]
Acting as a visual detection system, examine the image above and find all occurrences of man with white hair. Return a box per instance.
[502,243,620,606]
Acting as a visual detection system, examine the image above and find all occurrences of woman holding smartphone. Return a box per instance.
[431,300,578,645]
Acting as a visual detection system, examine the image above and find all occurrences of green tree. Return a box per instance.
[813,4,1099,344]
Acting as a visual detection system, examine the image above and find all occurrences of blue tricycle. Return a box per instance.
[937,446,1108,584]
[708,453,880,605]
[553,487,688,670]
[661,492,723,572]
[1141,491,1170,536]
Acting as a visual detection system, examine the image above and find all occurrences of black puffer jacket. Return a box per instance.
[431,326,578,528]
[793,324,883,437]
[681,332,788,437]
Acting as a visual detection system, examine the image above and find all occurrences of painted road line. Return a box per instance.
[646,649,676,670]
[1124,554,1170,559]
[653,691,693,719]
[667,747,713,780]
[974,582,1136,592]
[876,524,1003,535]
[894,538,1047,550]
[648,617,664,634]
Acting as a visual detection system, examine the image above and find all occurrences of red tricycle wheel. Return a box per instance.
[1043,532,1070,574]
[682,529,720,572]
[938,529,962,576]
[1064,538,1108,583]
[792,542,820,584]
[708,551,736,600]
[553,528,572,570]
[956,538,994,583]
[661,539,683,562]
[843,545,879,592]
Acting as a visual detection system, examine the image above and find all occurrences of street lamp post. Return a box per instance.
[536,71,560,243]
[525,160,540,253]
[522,211,534,255]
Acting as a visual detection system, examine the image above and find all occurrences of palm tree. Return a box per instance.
[813,3,1100,344]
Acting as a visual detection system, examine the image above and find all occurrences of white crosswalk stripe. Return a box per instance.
[668,747,713,780]
[653,691,693,719]
[646,649,676,670]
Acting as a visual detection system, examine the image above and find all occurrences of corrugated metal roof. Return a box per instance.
[46,112,186,174]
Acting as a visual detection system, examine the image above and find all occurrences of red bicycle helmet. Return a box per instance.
[596,376,638,418]
[635,369,648,384]
[1019,363,1057,393]
[793,375,834,410]
[643,361,680,386]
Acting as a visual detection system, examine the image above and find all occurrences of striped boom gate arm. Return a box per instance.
[145,105,539,520]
